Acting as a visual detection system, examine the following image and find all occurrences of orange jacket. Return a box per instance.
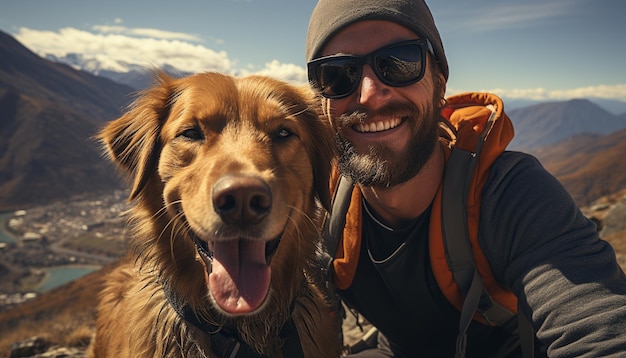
[329,92,517,324]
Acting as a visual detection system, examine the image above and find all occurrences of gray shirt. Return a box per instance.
[481,151,626,357]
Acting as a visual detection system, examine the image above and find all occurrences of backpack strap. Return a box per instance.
[320,174,354,285]
[318,174,356,352]
[443,142,534,358]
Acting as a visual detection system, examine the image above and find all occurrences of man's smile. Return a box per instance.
[354,117,404,133]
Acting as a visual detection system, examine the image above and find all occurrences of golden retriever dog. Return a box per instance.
[87,72,341,357]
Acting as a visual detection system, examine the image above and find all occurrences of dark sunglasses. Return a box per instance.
[307,39,433,99]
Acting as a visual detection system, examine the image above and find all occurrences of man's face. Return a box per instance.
[318,20,444,187]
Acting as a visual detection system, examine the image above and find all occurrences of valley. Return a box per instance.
[0,190,130,311]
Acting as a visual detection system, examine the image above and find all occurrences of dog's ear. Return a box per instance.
[297,87,335,212]
[98,72,173,201]
[309,123,334,212]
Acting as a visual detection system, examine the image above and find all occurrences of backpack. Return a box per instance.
[320,93,535,358]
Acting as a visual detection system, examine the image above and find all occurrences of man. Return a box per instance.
[305,0,626,357]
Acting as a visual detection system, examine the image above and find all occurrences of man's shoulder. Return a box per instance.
[480,149,576,221]
[492,150,540,168]
[485,151,544,185]
[481,150,565,208]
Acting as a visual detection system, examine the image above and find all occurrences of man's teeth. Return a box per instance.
[355,118,402,133]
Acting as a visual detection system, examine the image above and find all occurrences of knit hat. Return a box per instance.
[306,0,449,81]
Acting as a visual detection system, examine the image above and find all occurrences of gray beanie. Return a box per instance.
[306,0,449,81]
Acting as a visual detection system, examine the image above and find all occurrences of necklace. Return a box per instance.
[362,198,394,232]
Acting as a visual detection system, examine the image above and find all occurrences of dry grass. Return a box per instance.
[0,310,95,354]
[0,261,119,356]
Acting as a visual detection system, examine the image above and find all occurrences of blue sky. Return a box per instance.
[1,0,625,103]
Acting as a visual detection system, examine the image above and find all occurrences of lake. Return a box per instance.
[37,265,100,292]
[0,212,17,244]
[0,211,100,292]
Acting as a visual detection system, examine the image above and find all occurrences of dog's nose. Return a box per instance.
[212,176,272,226]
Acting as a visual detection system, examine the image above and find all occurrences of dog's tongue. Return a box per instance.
[208,239,271,314]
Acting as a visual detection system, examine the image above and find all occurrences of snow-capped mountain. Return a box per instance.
[44,52,192,90]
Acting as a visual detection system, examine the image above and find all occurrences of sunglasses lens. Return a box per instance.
[309,41,426,98]
[312,60,359,98]
[375,45,424,85]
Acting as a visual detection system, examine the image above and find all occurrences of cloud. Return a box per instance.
[92,24,203,42]
[13,26,304,84]
[447,84,626,102]
[454,0,585,33]
[241,60,307,84]
[547,85,626,102]
[15,26,232,74]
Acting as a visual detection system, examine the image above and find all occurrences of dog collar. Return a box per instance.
[162,280,304,358]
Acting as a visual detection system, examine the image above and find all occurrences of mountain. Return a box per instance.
[507,99,626,151]
[504,97,626,116]
[44,53,191,90]
[530,127,626,206]
[0,31,134,211]
[588,99,626,116]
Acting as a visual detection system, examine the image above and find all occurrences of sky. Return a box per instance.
[1,0,625,104]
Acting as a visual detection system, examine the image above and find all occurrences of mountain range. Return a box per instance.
[0,30,625,210]
[44,52,193,91]
[530,128,626,205]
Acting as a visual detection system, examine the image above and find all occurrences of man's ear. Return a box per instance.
[437,72,447,102]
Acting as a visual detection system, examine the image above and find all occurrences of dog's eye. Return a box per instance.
[179,128,204,141]
[274,128,293,141]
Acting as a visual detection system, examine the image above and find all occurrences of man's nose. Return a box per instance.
[357,65,391,108]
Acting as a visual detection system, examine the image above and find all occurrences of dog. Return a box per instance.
[87,71,341,357]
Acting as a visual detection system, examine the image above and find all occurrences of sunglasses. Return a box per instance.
[307,39,433,99]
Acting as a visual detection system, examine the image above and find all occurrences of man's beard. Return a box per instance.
[335,95,441,188]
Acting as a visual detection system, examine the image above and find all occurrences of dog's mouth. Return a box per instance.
[191,231,282,315]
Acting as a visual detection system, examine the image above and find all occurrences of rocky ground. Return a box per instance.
[9,337,86,358]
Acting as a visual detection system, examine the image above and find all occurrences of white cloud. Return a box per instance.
[482,85,626,102]
[92,24,203,42]
[548,85,626,102]
[15,26,231,73]
[241,59,307,85]
[13,26,305,84]
[447,84,626,103]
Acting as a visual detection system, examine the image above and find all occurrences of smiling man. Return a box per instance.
[306,0,626,357]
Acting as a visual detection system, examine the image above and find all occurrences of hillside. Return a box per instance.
[531,128,626,206]
[0,31,133,211]
[0,261,120,356]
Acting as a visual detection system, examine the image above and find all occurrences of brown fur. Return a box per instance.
[87,72,340,357]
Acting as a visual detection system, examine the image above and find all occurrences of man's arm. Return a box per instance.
[480,151,626,357]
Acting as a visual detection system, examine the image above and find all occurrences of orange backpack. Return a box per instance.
[321,93,534,358]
